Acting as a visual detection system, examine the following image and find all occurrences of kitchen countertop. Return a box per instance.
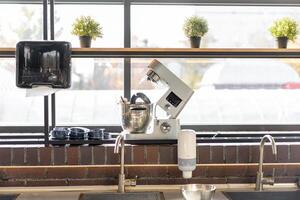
[13,191,228,200]
[0,184,297,200]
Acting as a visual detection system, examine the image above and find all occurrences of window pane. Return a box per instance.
[56,58,123,126]
[132,58,300,125]
[0,59,43,126]
[0,4,42,47]
[55,5,123,47]
[132,5,300,48]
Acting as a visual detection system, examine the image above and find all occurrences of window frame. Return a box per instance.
[1,0,300,136]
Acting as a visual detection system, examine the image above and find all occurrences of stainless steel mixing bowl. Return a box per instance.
[120,102,153,133]
[181,184,216,200]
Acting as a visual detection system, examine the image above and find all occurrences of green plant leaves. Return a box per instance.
[183,15,208,37]
[71,16,103,40]
[269,17,299,42]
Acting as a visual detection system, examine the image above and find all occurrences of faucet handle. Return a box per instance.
[125,176,138,186]
[261,168,276,186]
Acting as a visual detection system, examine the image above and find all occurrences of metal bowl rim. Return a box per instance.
[181,184,216,192]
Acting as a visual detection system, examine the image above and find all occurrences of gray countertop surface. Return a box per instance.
[15,191,228,200]
[0,184,296,200]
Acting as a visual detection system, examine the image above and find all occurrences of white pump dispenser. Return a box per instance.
[178,129,196,178]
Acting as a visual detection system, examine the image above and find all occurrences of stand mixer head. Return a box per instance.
[121,59,194,140]
[147,59,194,119]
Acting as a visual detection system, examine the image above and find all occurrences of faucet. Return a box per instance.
[255,135,277,191]
[114,133,137,193]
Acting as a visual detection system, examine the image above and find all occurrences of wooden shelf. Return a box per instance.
[1,47,300,58]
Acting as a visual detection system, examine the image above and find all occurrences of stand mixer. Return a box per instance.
[122,59,194,140]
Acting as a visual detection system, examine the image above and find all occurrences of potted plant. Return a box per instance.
[71,16,103,48]
[183,15,208,48]
[269,17,299,48]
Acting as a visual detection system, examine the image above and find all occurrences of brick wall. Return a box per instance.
[0,143,298,186]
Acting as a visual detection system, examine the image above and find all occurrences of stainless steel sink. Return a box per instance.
[79,192,165,200]
[223,190,300,200]
[0,194,19,200]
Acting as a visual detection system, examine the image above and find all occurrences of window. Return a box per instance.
[1,1,300,134]
[0,4,42,47]
[132,58,300,125]
[54,4,124,125]
[131,5,300,48]
[0,4,43,126]
[56,58,123,126]
[131,5,300,126]
[0,59,43,126]
[55,4,123,47]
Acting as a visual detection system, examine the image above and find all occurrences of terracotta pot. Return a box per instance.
[79,36,92,48]
[190,36,201,48]
[277,37,288,49]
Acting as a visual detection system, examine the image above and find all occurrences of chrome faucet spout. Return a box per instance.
[261,134,277,155]
[113,132,136,193]
[114,134,123,154]
[256,135,277,191]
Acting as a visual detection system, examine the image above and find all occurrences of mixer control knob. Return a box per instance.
[164,104,171,110]
[160,122,171,133]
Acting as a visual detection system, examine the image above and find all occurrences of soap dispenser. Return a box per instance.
[178,129,196,178]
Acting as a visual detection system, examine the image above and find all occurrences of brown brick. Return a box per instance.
[170,146,177,164]
[66,147,79,165]
[211,146,224,163]
[245,165,258,177]
[0,180,26,187]
[87,167,119,179]
[192,166,206,177]
[12,148,25,165]
[53,147,66,165]
[26,179,68,186]
[93,146,105,165]
[80,146,92,165]
[127,166,168,178]
[277,145,289,163]
[146,146,159,164]
[47,167,87,179]
[250,145,259,163]
[226,177,256,183]
[238,146,250,163]
[198,146,210,164]
[26,148,39,165]
[276,177,298,183]
[225,165,247,177]
[247,164,284,177]
[39,147,52,165]
[287,165,300,176]
[145,178,188,185]
[106,146,119,165]
[159,145,170,164]
[263,145,277,163]
[167,166,183,178]
[206,166,225,177]
[225,146,237,163]
[0,169,8,180]
[68,178,117,186]
[263,165,285,177]
[290,145,300,162]
[5,168,46,179]
[0,148,11,166]
[124,145,132,164]
[132,146,145,164]
[189,177,226,184]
